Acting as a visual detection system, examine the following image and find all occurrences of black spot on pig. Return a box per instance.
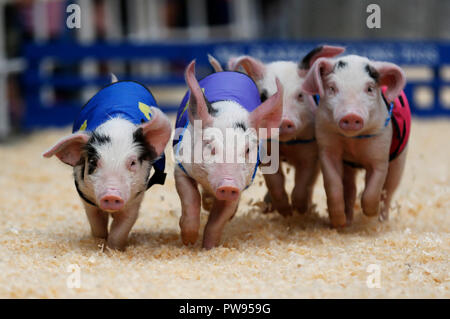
[260,90,268,103]
[234,121,247,131]
[83,132,111,175]
[133,127,158,163]
[83,144,99,175]
[190,93,217,118]
[336,60,347,69]
[365,64,379,81]
[90,132,111,146]
[299,45,324,70]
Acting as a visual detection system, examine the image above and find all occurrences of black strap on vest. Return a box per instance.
[146,168,166,190]
[74,180,97,207]
[75,166,166,209]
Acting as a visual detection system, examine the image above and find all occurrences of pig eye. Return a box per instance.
[87,157,98,175]
[297,93,303,101]
[126,157,138,172]
[327,85,337,96]
[246,147,250,154]
[367,85,375,94]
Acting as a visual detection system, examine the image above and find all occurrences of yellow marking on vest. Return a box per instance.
[79,120,87,131]
[178,87,205,124]
[139,102,153,121]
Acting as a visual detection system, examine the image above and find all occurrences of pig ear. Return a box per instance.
[302,57,335,97]
[42,132,90,166]
[207,54,223,72]
[298,45,345,76]
[185,60,214,128]
[371,62,406,102]
[140,107,172,157]
[249,78,283,139]
[228,56,265,81]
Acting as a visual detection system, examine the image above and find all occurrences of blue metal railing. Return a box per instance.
[22,40,450,129]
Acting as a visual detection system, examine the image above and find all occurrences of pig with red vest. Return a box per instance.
[302,54,411,227]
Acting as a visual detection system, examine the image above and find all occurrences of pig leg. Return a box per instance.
[203,199,239,249]
[380,147,408,220]
[361,162,389,217]
[263,166,292,216]
[319,150,346,227]
[342,165,357,225]
[107,199,141,250]
[201,188,215,211]
[175,168,201,245]
[83,203,109,239]
[291,161,319,214]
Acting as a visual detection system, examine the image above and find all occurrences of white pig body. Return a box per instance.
[174,61,283,249]
[229,46,344,215]
[302,54,411,227]
[44,81,172,250]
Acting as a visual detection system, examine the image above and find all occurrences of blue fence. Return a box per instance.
[22,40,450,129]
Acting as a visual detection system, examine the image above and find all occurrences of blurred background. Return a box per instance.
[1,0,450,139]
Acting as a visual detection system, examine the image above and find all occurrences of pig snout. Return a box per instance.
[279,118,296,136]
[99,190,124,211]
[339,114,364,131]
[215,179,240,201]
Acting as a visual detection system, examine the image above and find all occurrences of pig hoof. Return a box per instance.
[262,204,274,214]
[330,216,347,228]
[293,203,308,215]
[201,194,214,211]
[202,240,219,250]
[106,240,127,251]
[181,231,198,245]
[277,207,293,217]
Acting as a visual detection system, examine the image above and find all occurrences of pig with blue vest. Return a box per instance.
[173,61,283,249]
[43,77,172,250]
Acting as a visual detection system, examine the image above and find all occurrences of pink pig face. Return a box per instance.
[228,46,345,141]
[43,110,171,212]
[302,55,406,137]
[176,61,283,201]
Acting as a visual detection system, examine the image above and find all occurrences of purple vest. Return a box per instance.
[173,71,261,145]
[173,71,261,188]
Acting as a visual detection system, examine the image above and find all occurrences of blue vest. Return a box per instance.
[173,72,261,188]
[73,81,166,188]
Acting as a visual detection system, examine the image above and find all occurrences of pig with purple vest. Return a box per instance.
[302,53,411,227]
[173,60,283,249]
[43,77,172,250]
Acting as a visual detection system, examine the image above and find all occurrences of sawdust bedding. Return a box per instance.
[0,117,448,298]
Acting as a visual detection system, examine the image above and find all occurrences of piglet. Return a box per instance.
[229,46,344,216]
[302,54,411,227]
[43,79,172,250]
[173,60,283,249]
